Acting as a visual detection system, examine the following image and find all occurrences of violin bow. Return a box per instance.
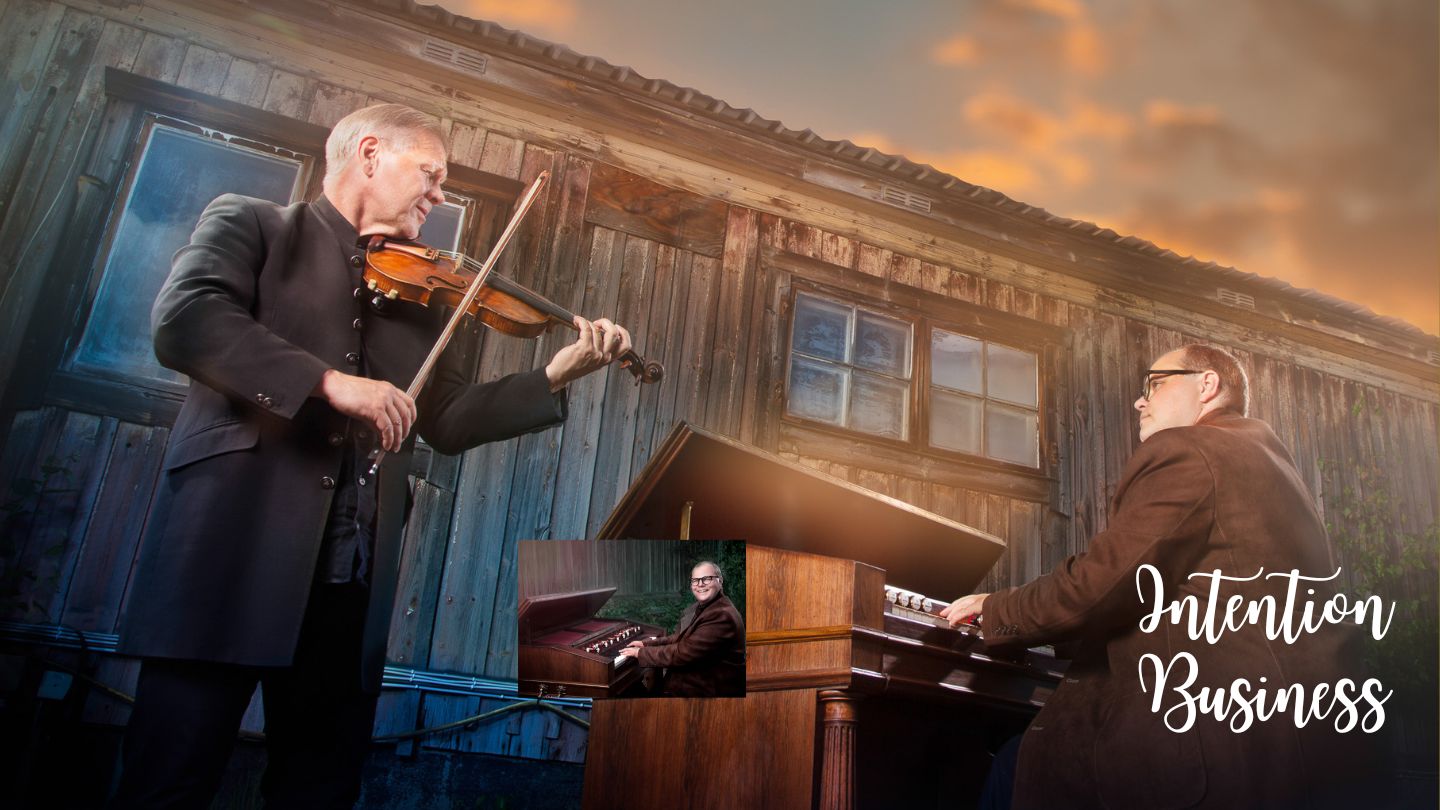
[364,170,550,480]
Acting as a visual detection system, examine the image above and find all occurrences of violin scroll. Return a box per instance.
[619,358,664,385]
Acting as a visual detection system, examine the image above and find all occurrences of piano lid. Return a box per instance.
[597,423,1005,597]
[518,587,618,638]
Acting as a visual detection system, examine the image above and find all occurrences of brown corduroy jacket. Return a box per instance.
[636,593,746,697]
[984,410,1384,809]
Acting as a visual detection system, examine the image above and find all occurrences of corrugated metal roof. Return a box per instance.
[367,0,1434,341]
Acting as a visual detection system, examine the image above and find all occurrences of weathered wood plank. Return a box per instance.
[62,420,167,632]
[372,689,421,739]
[751,255,791,455]
[629,242,680,475]
[260,67,311,119]
[1067,307,1101,558]
[175,42,229,96]
[855,242,889,280]
[0,6,106,348]
[946,266,981,304]
[703,205,762,437]
[585,162,727,258]
[0,0,69,233]
[818,228,857,270]
[216,56,271,106]
[1096,312,1128,531]
[549,225,628,540]
[307,81,366,128]
[385,479,453,667]
[131,31,186,82]
[888,252,922,290]
[674,253,722,430]
[16,410,111,622]
[478,130,524,180]
[584,235,655,537]
[446,120,486,168]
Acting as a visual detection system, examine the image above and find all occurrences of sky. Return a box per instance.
[436,0,1439,336]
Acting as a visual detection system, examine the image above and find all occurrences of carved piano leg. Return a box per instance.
[818,690,859,810]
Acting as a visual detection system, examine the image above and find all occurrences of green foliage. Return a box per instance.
[595,540,748,632]
[1319,456,1439,698]
[596,592,691,632]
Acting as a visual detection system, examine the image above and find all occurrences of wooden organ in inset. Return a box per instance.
[518,587,664,699]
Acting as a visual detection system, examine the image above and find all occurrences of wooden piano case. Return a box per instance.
[582,424,1062,810]
[518,586,664,699]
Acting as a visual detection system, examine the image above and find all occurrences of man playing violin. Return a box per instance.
[112,104,629,808]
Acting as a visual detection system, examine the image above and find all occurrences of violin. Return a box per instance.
[360,237,663,385]
[357,170,660,480]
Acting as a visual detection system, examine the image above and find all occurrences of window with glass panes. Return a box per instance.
[70,119,311,387]
[785,290,1041,468]
[928,329,1039,467]
[786,292,913,441]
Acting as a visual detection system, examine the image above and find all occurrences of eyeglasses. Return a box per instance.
[689,575,721,586]
[1140,369,1202,401]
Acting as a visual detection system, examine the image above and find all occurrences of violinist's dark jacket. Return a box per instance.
[119,194,565,691]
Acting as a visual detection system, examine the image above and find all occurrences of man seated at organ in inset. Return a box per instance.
[618,561,746,697]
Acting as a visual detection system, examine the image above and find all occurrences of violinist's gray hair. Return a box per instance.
[325,103,448,181]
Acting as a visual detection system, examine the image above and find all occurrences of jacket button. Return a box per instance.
[356,430,371,440]
[320,476,336,490]
[345,352,361,365]
[352,318,363,331]
[255,393,275,408]
[350,255,363,268]
[353,287,363,299]
[328,433,344,447]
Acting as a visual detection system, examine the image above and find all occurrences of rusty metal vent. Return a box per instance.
[879,185,933,214]
[1426,349,1440,366]
[1217,288,1256,309]
[422,38,489,77]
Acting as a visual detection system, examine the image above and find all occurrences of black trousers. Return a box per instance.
[110,583,378,809]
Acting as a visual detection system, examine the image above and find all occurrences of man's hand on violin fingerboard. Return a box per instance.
[545,317,633,392]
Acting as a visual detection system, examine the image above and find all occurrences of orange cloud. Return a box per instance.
[932,35,980,67]
[1144,100,1224,128]
[963,90,1058,149]
[440,0,577,31]
[1003,0,1085,22]
[928,150,1045,195]
[1063,23,1107,77]
[949,90,1130,190]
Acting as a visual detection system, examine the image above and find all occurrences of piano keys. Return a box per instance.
[518,586,664,699]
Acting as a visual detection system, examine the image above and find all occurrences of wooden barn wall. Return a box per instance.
[0,2,1436,762]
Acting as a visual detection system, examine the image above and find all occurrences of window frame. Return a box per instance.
[63,112,317,395]
[768,249,1066,488]
[785,290,917,442]
[924,320,1044,468]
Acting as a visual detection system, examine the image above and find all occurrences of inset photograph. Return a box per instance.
[518,540,746,699]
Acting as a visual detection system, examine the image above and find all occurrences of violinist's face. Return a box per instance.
[359,130,448,240]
